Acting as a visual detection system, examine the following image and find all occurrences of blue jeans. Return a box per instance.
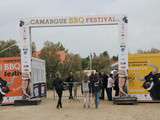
[95,91,100,108]
[107,88,112,101]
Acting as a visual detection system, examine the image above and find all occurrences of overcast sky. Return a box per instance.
[0,0,160,57]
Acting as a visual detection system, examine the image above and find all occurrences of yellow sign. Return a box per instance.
[29,16,117,25]
[128,53,160,100]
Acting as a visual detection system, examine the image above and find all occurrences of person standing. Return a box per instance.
[100,72,108,100]
[89,72,95,96]
[99,72,104,100]
[53,72,64,109]
[107,74,114,101]
[114,73,119,96]
[22,72,31,99]
[66,72,75,99]
[81,75,90,108]
[88,72,95,107]
[93,73,101,108]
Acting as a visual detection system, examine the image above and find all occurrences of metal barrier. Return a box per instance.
[53,82,83,100]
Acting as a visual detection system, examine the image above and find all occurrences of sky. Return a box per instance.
[0,0,160,57]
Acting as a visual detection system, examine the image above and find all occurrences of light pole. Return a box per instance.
[89,53,92,70]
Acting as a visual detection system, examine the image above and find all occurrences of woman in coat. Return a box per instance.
[53,72,64,109]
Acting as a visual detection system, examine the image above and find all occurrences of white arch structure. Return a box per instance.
[19,15,128,80]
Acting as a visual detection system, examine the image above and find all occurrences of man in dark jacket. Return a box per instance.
[66,72,75,99]
[93,73,102,108]
[89,72,95,95]
[100,72,108,100]
[53,73,64,109]
[114,74,119,96]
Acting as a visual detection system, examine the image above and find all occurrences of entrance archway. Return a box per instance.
[19,15,128,85]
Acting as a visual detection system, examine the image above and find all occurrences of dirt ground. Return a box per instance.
[1,91,160,120]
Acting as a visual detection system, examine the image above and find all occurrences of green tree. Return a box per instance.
[39,41,82,89]
[92,51,111,73]
[137,48,160,54]
[39,41,66,89]
[111,55,118,62]
[0,40,37,57]
[150,48,160,53]
[69,54,82,72]
[81,56,90,70]
[60,53,82,79]
[32,41,36,53]
[0,40,20,57]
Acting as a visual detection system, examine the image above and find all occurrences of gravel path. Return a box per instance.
[1,91,160,120]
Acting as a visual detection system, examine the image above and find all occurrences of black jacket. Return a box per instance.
[65,75,75,87]
[53,78,64,91]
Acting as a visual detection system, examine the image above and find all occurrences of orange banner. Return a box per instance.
[0,57,23,99]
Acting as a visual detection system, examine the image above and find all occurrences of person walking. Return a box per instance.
[107,74,114,101]
[53,72,64,109]
[81,75,90,108]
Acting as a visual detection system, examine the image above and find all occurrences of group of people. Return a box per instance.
[81,72,119,108]
[53,71,120,109]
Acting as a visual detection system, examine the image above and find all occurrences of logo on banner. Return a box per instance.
[19,20,24,27]
[23,37,27,40]
[120,66,126,69]
[24,61,28,64]
[120,62,126,65]
[121,34,125,37]
[23,65,29,68]
[120,45,126,52]
[22,48,28,55]
[122,16,128,23]
[24,69,29,72]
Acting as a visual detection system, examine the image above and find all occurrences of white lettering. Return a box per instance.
[4,63,20,70]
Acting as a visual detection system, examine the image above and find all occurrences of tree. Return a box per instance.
[32,41,36,53]
[81,56,90,70]
[92,51,111,73]
[0,39,37,57]
[137,49,144,54]
[102,51,109,57]
[39,41,82,89]
[137,48,160,54]
[39,41,66,89]
[60,53,82,79]
[111,55,118,62]
[0,40,20,57]
[150,48,160,53]
[68,54,82,72]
